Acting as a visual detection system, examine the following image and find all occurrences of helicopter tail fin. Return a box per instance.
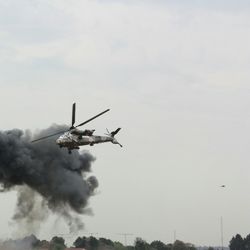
[106,128,122,147]
[110,128,121,137]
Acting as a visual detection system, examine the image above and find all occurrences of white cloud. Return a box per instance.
[1,0,250,246]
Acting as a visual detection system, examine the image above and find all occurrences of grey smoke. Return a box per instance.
[0,124,98,232]
[0,235,39,250]
[12,186,49,235]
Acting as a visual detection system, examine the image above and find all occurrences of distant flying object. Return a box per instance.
[221,185,225,188]
[31,103,122,154]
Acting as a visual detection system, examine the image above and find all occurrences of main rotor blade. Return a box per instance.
[75,109,110,128]
[31,130,67,143]
[71,102,76,128]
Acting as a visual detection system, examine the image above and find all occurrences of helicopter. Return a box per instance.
[31,103,122,154]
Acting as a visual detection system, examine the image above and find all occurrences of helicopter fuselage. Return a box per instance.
[56,131,122,152]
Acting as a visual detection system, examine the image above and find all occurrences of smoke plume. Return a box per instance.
[0,124,98,233]
[0,235,39,250]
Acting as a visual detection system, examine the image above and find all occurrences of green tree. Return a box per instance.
[99,237,114,247]
[126,246,135,250]
[89,236,99,250]
[244,234,250,250]
[172,240,187,250]
[74,236,87,248]
[113,241,126,250]
[185,243,196,250]
[49,236,66,250]
[229,234,244,250]
[135,238,151,250]
[34,239,50,249]
[150,240,167,250]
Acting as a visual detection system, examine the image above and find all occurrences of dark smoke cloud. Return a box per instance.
[0,125,98,233]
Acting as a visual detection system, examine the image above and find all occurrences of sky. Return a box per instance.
[1,0,250,247]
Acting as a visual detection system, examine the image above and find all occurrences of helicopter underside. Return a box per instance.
[56,134,114,153]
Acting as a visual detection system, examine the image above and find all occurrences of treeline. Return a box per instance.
[73,236,196,250]
[0,234,198,250]
[229,234,250,250]
[4,232,249,250]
